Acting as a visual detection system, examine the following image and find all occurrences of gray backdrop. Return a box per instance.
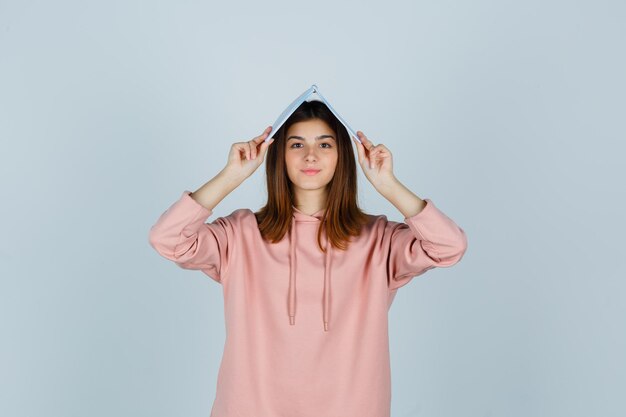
[1,0,624,416]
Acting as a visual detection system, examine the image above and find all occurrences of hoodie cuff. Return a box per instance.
[180,190,212,215]
[402,198,468,261]
[403,198,436,241]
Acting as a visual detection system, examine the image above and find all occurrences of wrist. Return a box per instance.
[374,175,400,195]
[218,168,246,190]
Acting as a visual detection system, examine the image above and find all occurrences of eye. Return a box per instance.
[290,143,333,149]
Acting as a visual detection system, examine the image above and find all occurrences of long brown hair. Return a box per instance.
[254,100,370,253]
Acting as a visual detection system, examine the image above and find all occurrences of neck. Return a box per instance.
[293,189,328,215]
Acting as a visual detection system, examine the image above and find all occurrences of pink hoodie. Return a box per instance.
[149,190,467,417]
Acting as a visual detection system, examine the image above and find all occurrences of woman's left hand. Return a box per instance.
[352,131,396,189]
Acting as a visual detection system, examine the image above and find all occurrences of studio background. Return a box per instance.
[1,1,624,416]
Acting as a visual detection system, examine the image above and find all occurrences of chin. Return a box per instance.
[293,181,331,191]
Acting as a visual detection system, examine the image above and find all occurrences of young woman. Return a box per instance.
[149,100,467,417]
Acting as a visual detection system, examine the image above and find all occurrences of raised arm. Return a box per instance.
[148,126,275,282]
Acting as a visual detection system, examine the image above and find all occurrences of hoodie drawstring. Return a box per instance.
[288,215,332,331]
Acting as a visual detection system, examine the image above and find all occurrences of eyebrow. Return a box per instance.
[287,135,336,141]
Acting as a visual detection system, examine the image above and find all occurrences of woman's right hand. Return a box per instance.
[223,126,275,180]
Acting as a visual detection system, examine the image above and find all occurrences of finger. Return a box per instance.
[248,126,272,159]
[369,148,383,169]
[371,144,389,157]
[375,144,388,152]
[260,138,274,158]
[254,142,267,161]
[359,143,369,167]
[241,142,248,161]
[372,151,386,165]
[358,131,374,149]
[236,144,247,161]
[373,149,390,166]
[253,126,273,143]
[368,146,379,164]
[369,153,376,169]
[358,135,375,158]
[352,135,365,163]
[253,143,258,160]
[251,141,257,160]
[372,147,389,158]
[375,151,389,161]
[375,146,390,158]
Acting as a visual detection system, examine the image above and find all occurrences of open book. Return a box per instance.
[266,84,361,144]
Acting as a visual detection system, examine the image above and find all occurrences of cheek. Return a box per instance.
[284,155,295,170]
[330,153,338,167]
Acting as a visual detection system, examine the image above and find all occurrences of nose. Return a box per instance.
[304,146,318,162]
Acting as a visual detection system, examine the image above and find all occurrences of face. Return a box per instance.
[284,118,338,196]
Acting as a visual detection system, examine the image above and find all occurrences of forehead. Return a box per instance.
[286,119,334,136]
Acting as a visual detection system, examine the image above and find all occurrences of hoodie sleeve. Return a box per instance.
[148,190,233,284]
[386,198,468,290]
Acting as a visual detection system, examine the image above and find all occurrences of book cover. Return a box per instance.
[266,84,361,144]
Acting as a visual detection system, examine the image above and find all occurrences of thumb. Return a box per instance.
[259,138,274,160]
[352,135,365,163]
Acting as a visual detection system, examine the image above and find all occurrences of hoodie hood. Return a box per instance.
[289,205,332,331]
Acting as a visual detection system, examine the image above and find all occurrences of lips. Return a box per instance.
[302,169,321,175]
